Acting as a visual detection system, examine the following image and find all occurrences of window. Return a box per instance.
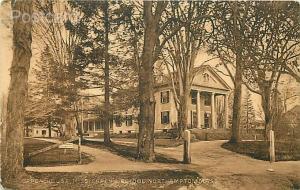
[191,90,197,105]
[95,121,103,131]
[161,91,170,104]
[204,112,210,129]
[42,130,46,135]
[36,130,39,134]
[125,115,133,126]
[191,111,197,128]
[204,93,211,106]
[161,111,170,124]
[114,115,122,127]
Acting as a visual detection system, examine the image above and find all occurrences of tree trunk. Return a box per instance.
[137,2,159,162]
[64,113,75,139]
[47,118,51,138]
[74,111,83,141]
[178,90,190,138]
[230,57,242,143]
[137,43,156,161]
[261,87,272,140]
[181,91,190,164]
[2,0,33,183]
[229,2,242,144]
[103,1,111,145]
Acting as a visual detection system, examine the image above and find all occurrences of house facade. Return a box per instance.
[78,109,139,136]
[154,65,231,131]
[26,125,59,138]
[76,65,231,135]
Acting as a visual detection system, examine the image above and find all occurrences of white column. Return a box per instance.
[93,121,96,132]
[196,91,201,128]
[211,92,216,129]
[224,94,229,129]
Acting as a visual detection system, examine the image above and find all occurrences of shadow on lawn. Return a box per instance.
[222,140,300,161]
[80,140,182,164]
[23,138,93,167]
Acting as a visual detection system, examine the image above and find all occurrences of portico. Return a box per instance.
[193,90,229,129]
[154,65,231,131]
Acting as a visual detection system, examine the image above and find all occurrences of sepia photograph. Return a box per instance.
[0,0,299,189]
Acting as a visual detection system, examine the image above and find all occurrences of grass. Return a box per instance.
[79,140,182,164]
[24,138,93,166]
[222,140,300,161]
[4,170,204,190]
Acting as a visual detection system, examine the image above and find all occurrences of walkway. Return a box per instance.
[25,138,300,189]
[25,138,180,173]
[156,140,300,189]
[156,140,300,178]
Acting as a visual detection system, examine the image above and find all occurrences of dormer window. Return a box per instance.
[161,91,170,104]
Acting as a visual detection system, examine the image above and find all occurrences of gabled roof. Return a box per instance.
[155,65,231,91]
[194,65,231,90]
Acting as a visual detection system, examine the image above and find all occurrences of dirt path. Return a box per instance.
[156,140,300,189]
[26,138,300,189]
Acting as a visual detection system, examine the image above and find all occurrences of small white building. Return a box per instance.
[27,126,59,138]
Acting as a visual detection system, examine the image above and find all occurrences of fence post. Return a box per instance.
[269,130,275,163]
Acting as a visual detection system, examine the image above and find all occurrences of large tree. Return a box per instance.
[162,1,213,140]
[125,1,213,161]
[25,46,64,137]
[69,1,135,144]
[33,0,84,139]
[242,1,300,139]
[2,0,33,183]
[209,2,253,143]
[136,1,168,161]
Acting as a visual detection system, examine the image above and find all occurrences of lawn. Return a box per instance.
[24,138,93,166]
[222,140,300,161]
[4,170,205,190]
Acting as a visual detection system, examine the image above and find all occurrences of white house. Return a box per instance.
[76,65,231,135]
[154,65,231,131]
[27,126,59,138]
